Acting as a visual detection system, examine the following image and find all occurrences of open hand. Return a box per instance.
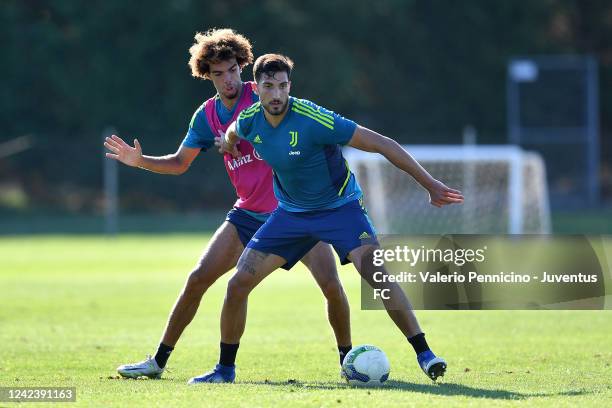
[104,135,143,167]
[427,179,464,208]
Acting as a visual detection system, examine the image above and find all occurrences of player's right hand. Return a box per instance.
[104,135,143,167]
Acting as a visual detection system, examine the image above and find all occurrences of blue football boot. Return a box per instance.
[417,350,446,381]
[187,364,236,384]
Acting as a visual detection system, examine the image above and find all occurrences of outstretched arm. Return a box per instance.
[104,134,200,175]
[348,125,464,207]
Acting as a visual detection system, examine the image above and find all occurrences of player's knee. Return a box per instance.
[321,279,346,302]
[185,267,215,295]
[226,274,253,301]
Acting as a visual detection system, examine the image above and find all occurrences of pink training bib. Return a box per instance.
[204,82,277,213]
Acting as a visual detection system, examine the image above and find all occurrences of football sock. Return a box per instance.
[219,342,240,367]
[407,333,430,355]
[338,345,353,365]
[154,342,174,369]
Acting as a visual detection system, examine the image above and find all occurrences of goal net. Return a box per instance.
[344,145,551,234]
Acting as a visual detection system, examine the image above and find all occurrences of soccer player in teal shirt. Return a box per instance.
[190,54,464,384]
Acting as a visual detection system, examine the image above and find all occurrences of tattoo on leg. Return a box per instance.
[238,249,270,276]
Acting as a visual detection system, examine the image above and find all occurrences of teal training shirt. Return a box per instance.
[236,97,361,212]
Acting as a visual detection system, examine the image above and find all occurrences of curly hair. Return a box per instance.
[188,28,254,79]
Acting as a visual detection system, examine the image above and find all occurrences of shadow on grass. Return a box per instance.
[106,375,592,400]
[240,379,591,400]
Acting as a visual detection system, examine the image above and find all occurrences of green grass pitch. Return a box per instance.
[1,235,611,407]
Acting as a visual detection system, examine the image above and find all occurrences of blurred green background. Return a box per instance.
[1,0,611,233]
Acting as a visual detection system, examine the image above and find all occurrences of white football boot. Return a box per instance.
[117,355,164,379]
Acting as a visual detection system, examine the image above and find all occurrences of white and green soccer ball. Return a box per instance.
[342,345,390,386]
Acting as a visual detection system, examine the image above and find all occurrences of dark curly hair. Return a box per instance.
[188,28,254,79]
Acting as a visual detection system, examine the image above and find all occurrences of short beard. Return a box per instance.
[264,101,288,116]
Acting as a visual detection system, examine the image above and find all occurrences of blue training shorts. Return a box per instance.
[225,207,266,247]
[246,199,378,270]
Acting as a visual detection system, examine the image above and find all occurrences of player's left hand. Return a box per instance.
[426,179,464,208]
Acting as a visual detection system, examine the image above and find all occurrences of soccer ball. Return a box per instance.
[341,345,390,386]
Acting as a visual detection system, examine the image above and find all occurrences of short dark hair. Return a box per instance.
[253,53,294,82]
[188,28,254,79]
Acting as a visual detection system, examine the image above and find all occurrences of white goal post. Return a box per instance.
[344,145,551,234]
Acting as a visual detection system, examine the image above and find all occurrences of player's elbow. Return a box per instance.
[174,165,189,175]
[377,136,402,156]
[173,157,191,175]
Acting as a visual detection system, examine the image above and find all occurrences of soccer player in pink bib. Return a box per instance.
[104,29,352,381]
